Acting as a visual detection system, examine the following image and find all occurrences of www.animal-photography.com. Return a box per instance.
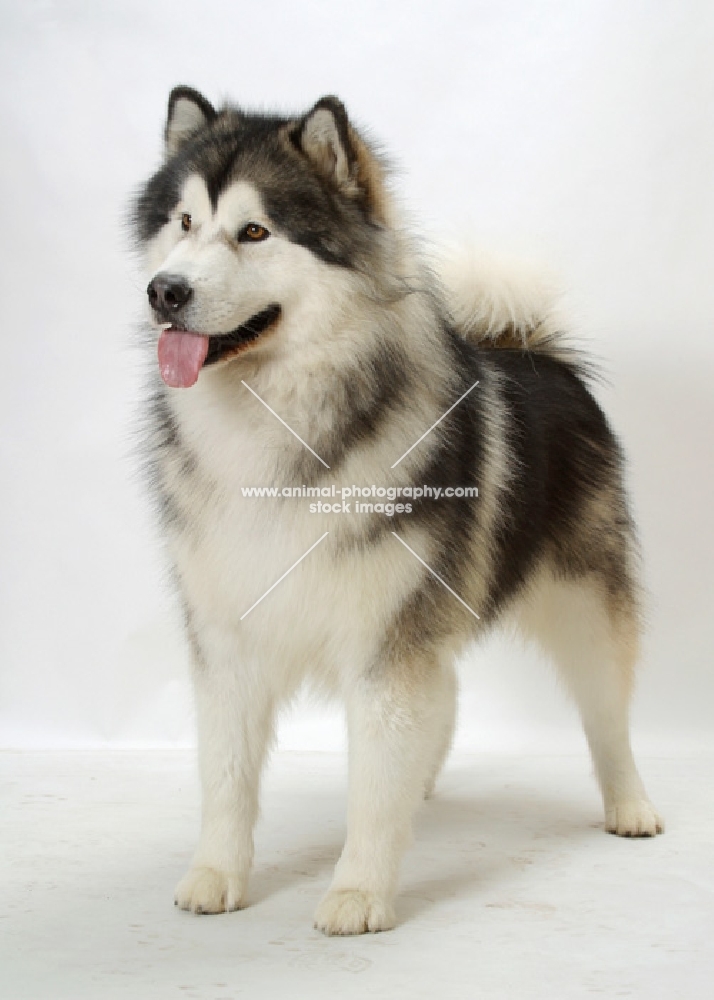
[1,2,713,998]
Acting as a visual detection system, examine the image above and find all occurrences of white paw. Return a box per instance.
[605,800,664,837]
[174,865,246,914]
[314,889,396,936]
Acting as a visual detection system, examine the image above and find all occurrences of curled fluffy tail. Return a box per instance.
[438,246,574,361]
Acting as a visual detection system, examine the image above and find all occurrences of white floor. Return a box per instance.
[1,750,712,1000]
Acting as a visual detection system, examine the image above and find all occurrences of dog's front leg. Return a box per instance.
[175,622,274,914]
[315,657,450,935]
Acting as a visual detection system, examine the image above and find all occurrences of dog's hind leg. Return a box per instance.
[518,569,663,837]
[423,660,458,798]
[314,655,452,935]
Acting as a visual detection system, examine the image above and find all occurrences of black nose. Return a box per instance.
[147,274,193,316]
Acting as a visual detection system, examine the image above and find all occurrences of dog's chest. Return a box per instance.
[156,383,427,674]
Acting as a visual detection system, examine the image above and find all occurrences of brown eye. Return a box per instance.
[238,223,270,242]
[181,213,192,232]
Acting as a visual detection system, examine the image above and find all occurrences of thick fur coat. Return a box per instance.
[133,87,662,935]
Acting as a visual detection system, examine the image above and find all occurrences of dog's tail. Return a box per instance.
[438,246,575,362]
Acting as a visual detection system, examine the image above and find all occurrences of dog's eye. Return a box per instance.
[238,223,270,242]
[181,213,192,233]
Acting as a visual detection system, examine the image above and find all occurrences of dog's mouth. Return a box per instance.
[158,305,281,388]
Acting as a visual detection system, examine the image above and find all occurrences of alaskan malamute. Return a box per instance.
[133,87,663,935]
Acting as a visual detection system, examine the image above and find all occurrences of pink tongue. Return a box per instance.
[158,329,210,388]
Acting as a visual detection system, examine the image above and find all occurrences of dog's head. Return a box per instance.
[134,87,392,387]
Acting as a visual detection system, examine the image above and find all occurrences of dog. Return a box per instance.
[132,86,663,935]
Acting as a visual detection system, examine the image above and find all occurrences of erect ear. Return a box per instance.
[165,86,216,156]
[290,96,359,190]
[289,96,389,222]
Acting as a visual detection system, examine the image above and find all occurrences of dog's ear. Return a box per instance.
[290,96,359,191]
[165,86,216,156]
[289,96,389,222]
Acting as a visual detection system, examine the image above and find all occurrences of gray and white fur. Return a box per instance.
[132,87,663,936]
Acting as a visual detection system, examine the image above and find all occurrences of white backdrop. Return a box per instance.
[1,0,712,751]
